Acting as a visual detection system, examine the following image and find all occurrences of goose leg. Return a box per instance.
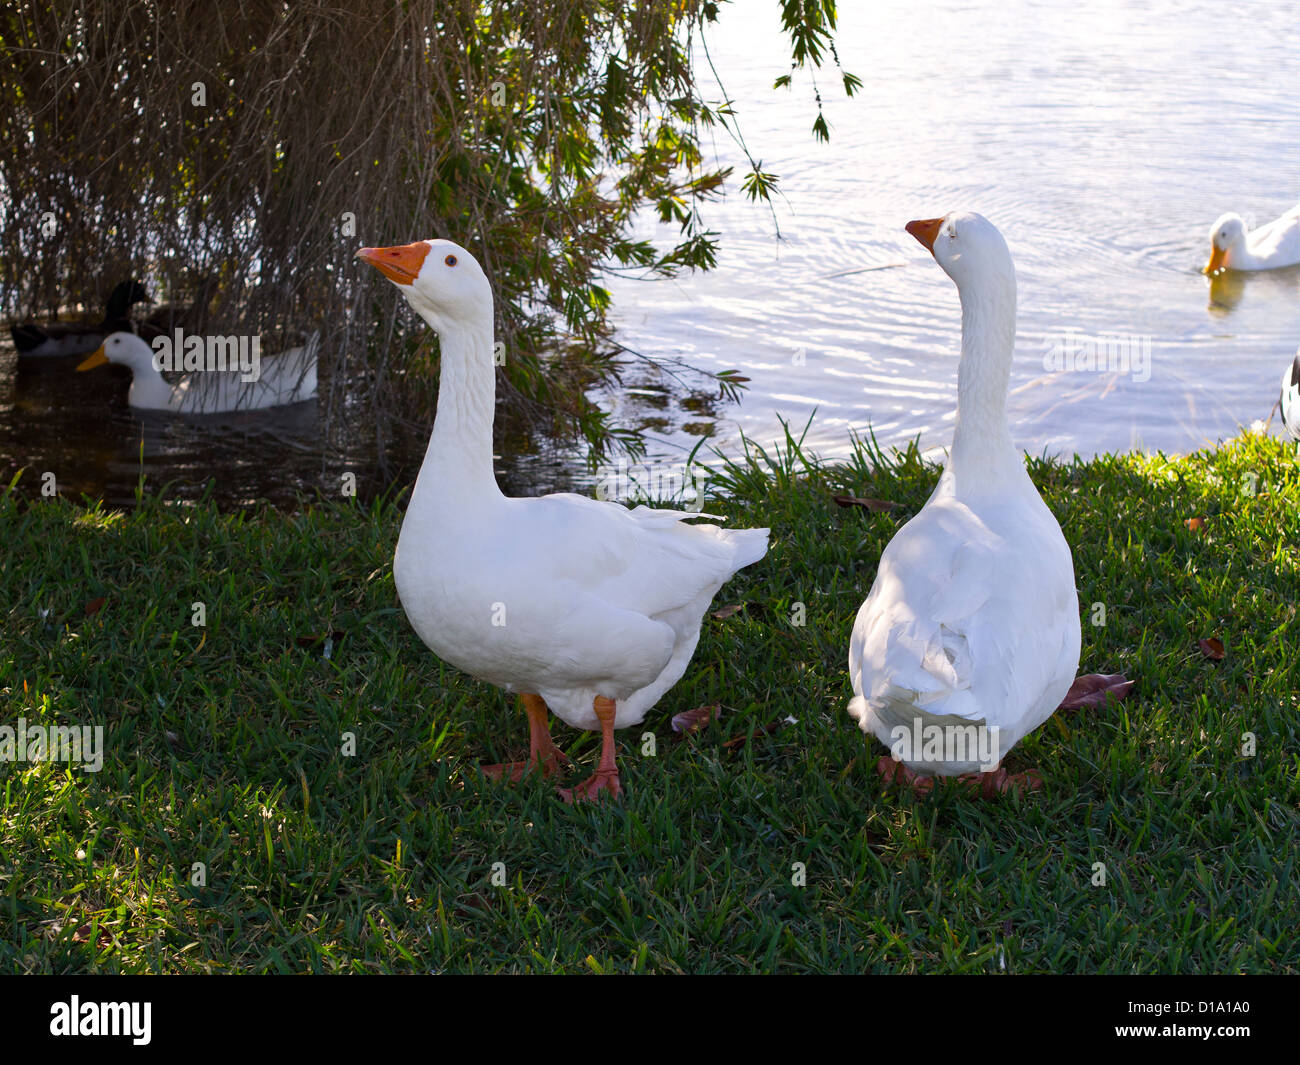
[557,696,622,803]
[480,693,570,783]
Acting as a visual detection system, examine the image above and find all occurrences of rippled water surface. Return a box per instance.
[606,0,1300,466]
[3,0,1299,507]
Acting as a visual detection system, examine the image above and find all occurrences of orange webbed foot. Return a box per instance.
[557,695,623,803]
[480,749,570,784]
[481,693,570,785]
[876,755,935,795]
[956,766,1043,798]
[556,769,623,804]
[876,756,1042,798]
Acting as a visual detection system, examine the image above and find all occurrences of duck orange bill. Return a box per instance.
[1204,245,1228,274]
[356,242,430,285]
[905,217,944,254]
[77,345,109,371]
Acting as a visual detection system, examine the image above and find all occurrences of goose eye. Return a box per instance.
[444,254,458,267]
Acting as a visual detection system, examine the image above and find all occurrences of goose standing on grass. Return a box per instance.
[10,280,151,358]
[1204,203,1300,274]
[848,213,1081,794]
[1281,350,1300,441]
[357,238,768,802]
[75,330,318,412]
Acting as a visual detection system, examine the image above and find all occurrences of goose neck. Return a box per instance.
[417,313,502,501]
[949,285,1019,485]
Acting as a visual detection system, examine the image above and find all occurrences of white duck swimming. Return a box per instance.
[357,238,768,802]
[1204,203,1300,274]
[76,330,318,412]
[848,212,1081,792]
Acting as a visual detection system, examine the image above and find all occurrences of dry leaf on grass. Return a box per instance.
[72,923,113,949]
[710,604,745,620]
[671,704,720,734]
[84,597,107,616]
[1199,637,1226,661]
[1184,517,1206,532]
[1057,673,1135,710]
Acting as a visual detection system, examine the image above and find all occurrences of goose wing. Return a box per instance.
[518,492,768,620]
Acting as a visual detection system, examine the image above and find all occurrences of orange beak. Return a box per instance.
[356,241,431,286]
[77,345,109,371]
[1203,244,1229,275]
[906,217,944,255]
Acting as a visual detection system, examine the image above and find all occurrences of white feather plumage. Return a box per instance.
[78,330,318,412]
[370,239,768,743]
[1205,202,1300,273]
[1281,351,1300,442]
[848,213,1081,776]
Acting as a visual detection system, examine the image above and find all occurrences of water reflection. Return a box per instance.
[0,339,603,509]
[604,0,1300,466]
[1207,265,1300,317]
[6,349,331,508]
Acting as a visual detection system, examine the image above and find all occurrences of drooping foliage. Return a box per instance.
[0,0,855,461]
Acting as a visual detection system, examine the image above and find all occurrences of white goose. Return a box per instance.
[356,239,768,802]
[1281,350,1300,441]
[76,330,318,412]
[848,212,1081,792]
[1204,203,1300,274]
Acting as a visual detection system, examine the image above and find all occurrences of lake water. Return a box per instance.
[605,0,1300,470]
[3,0,1299,508]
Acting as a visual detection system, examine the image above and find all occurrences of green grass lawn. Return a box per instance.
[2,427,1297,973]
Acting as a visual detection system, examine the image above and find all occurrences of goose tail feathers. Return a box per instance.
[725,527,770,571]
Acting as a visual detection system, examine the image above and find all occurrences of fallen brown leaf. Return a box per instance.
[72,923,113,949]
[1184,517,1206,532]
[832,494,899,512]
[710,603,745,620]
[84,597,107,616]
[1199,637,1225,661]
[671,704,720,734]
[1057,673,1135,710]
